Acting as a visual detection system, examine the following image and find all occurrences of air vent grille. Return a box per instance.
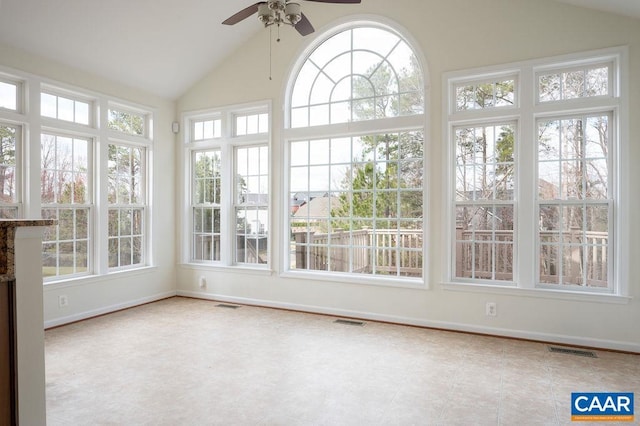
[334,319,365,326]
[548,346,597,358]
[215,304,240,309]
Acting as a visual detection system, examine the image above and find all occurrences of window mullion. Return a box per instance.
[220,144,233,266]
[518,65,535,289]
[96,98,110,275]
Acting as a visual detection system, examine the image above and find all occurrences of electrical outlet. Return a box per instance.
[486,302,497,317]
[199,276,207,289]
[58,295,69,308]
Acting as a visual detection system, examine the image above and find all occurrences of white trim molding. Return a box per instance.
[177,291,639,353]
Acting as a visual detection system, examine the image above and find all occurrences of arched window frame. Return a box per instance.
[282,18,430,287]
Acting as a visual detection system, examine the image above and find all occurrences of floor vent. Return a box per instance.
[548,346,597,358]
[334,319,365,326]
[215,304,240,309]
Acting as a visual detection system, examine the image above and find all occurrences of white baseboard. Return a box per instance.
[177,290,640,353]
[44,291,177,329]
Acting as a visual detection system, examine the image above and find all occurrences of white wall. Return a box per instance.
[176,0,640,351]
[0,42,178,327]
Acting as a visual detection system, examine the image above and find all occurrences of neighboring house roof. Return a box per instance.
[291,191,329,203]
[292,196,341,219]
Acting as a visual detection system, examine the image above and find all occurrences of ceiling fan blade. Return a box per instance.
[303,0,361,3]
[295,12,315,36]
[222,2,263,25]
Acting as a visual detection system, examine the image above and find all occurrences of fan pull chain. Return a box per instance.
[269,26,273,80]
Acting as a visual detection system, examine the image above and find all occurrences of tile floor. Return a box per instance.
[45,297,640,425]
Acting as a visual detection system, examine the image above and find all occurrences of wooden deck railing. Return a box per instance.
[538,230,607,287]
[455,228,608,286]
[197,227,606,286]
[194,235,268,264]
[293,229,422,276]
[455,229,514,281]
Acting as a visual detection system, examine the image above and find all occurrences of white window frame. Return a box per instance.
[0,65,156,284]
[106,141,148,271]
[107,103,150,139]
[282,20,429,288]
[233,144,269,266]
[452,73,519,112]
[191,148,223,262]
[40,86,94,127]
[233,109,269,137]
[535,61,614,103]
[192,117,222,141]
[40,131,94,280]
[0,121,22,218]
[452,120,517,284]
[0,74,23,113]
[443,47,629,302]
[182,101,272,271]
[536,112,613,290]
[40,130,94,281]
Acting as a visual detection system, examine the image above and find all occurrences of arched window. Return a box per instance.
[290,25,424,127]
[284,22,427,283]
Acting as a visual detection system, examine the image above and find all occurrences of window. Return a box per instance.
[0,80,18,111]
[235,145,269,264]
[290,132,423,277]
[290,26,424,128]
[41,91,90,125]
[454,77,516,111]
[446,48,624,294]
[537,115,610,288]
[0,123,19,218]
[41,133,91,278]
[454,123,515,282]
[108,144,146,269]
[184,103,271,268]
[108,107,146,136]
[285,23,426,282]
[235,112,268,136]
[192,149,222,261]
[538,63,611,102]
[193,118,222,141]
[0,73,154,282]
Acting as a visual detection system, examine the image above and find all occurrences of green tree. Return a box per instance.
[332,162,377,226]
[107,144,144,266]
[332,57,424,227]
[397,54,425,116]
[495,126,515,199]
[457,80,515,110]
[193,151,221,205]
[108,110,144,136]
[0,125,16,203]
[192,151,221,243]
[455,125,514,231]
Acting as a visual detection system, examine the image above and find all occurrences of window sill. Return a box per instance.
[440,281,631,304]
[180,263,274,276]
[280,270,428,290]
[43,266,158,290]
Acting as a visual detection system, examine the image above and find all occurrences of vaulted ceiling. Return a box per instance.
[0,0,637,100]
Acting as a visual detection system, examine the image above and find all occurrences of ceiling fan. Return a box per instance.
[222,0,361,37]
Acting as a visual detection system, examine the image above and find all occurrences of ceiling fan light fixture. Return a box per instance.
[223,0,361,37]
[284,2,302,25]
[258,3,275,25]
[268,0,285,12]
